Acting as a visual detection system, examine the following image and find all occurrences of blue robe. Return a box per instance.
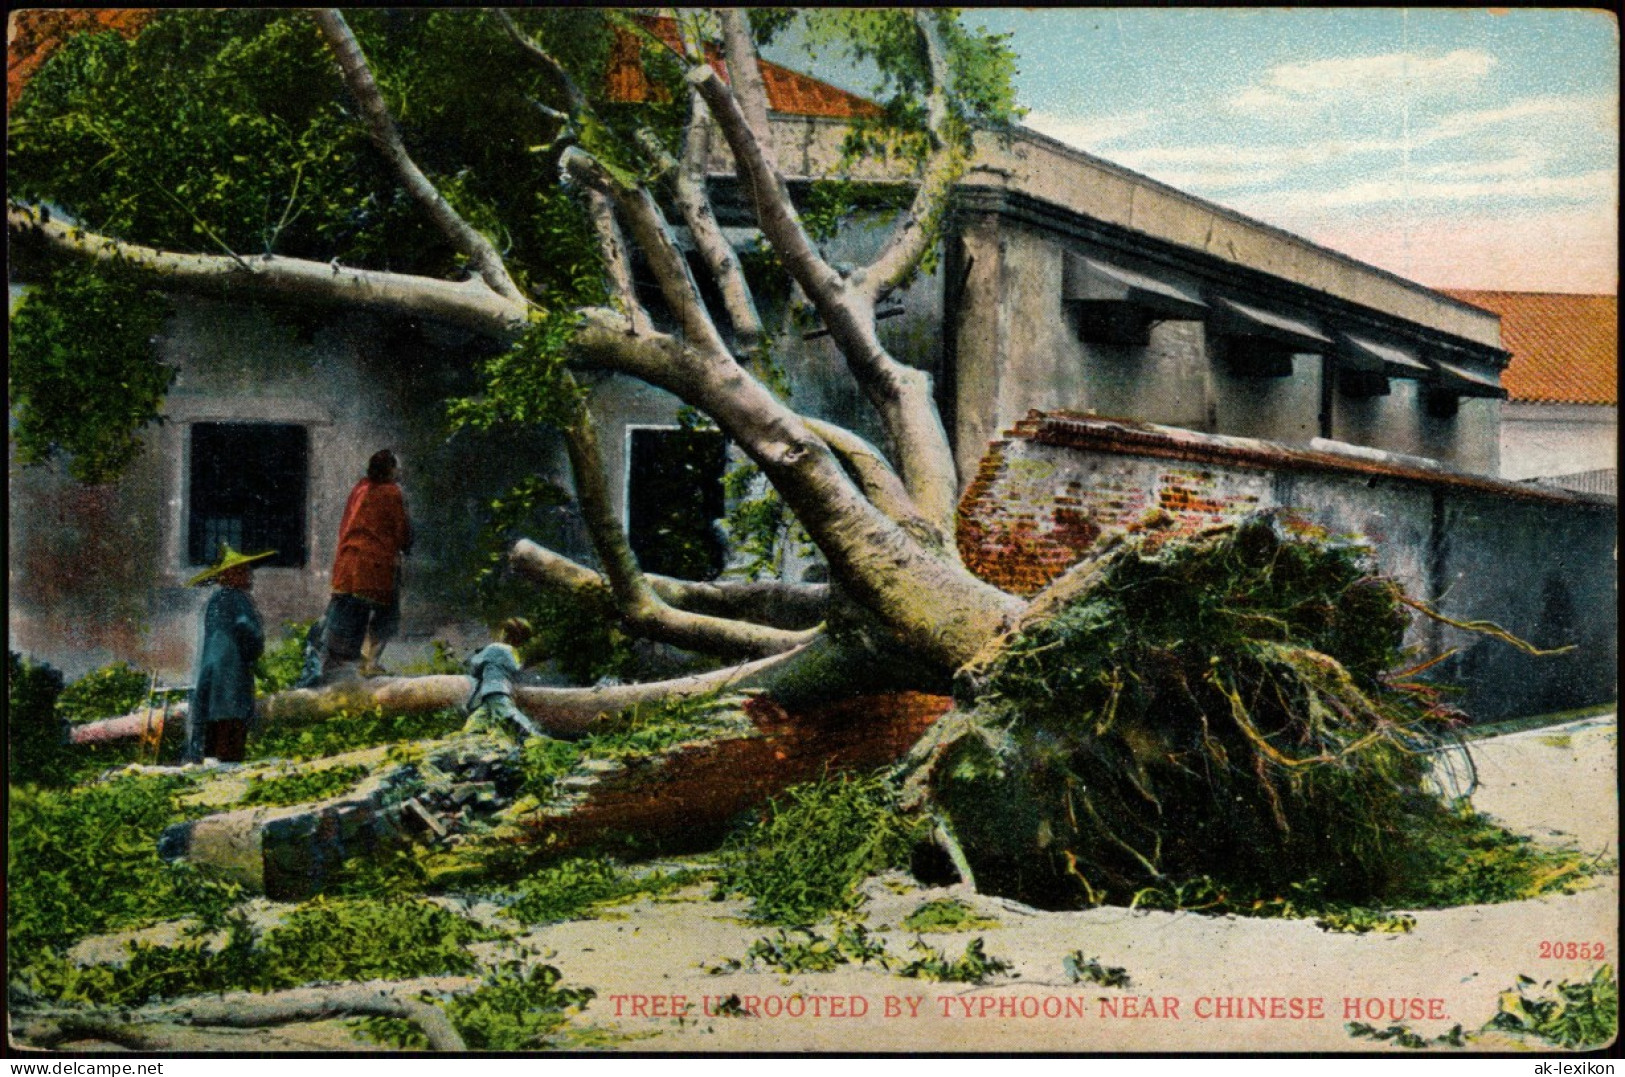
[189,586,264,753]
[465,642,522,710]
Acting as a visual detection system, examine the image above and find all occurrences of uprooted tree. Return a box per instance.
[8,9,1496,908]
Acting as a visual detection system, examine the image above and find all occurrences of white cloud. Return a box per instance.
[1306,204,1618,292]
[1229,48,1495,114]
[1235,168,1616,214]
[1412,152,1547,181]
[1415,93,1619,147]
[1024,109,1159,150]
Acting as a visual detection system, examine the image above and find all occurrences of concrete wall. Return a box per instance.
[958,413,1616,721]
[8,298,559,680]
[727,115,1506,351]
[1500,402,1618,481]
[949,215,1501,484]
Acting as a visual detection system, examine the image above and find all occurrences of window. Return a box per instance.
[188,422,308,567]
[626,426,727,580]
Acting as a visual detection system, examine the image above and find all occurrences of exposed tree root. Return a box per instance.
[10,976,478,1052]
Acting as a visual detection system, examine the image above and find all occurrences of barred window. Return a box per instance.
[188,422,308,567]
[626,425,726,581]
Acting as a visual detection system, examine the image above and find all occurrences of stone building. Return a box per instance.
[9,47,1611,718]
[1444,290,1617,496]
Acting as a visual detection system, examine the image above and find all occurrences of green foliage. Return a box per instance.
[8,262,175,483]
[745,920,891,975]
[246,706,466,762]
[802,180,915,243]
[54,659,153,725]
[237,764,368,807]
[720,460,814,583]
[1314,908,1416,935]
[323,846,433,900]
[20,896,497,1008]
[934,514,1475,909]
[1346,1021,1466,1050]
[588,693,739,759]
[446,313,590,436]
[901,898,1000,933]
[21,912,263,1009]
[444,961,596,1051]
[356,961,595,1051]
[794,10,1021,158]
[521,736,587,797]
[256,620,316,695]
[522,692,740,799]
[1063,952,1131,989]
[1120,807,1602,921]
[257,897,494,984]
[400,640,466,676]
[505,857,706,926]
[7,652,69,786]
[715,772,921,925]
[896,937,1010,984]
[5,774,239,973]
[1487,966,1617,1049]
[504,858,626,925]
[1406,810,1600,907]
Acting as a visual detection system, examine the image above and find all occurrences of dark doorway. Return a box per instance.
[188,422,309,567]
[627,426,727,580]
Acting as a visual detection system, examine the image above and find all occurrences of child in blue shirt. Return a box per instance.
[464,618,541,739]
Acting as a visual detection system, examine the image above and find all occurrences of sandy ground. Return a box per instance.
[37,714,1619,1055]
[522,713,1618,1053]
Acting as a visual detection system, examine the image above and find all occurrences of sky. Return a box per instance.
[767,9,1619,295]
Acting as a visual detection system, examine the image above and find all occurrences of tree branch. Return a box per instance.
[687,59,962,532]
[70,645,820,745]
[494,9,587,117]
[640,93,765,350]
[853,10,969,306]
[562,147,728,359]
[569,310,1023,669]
[8,203,527,334]
[560,390,819,659]
[803,417,953,555]
[508,538,829,629]
[313,10,526,306]
[717,9,776,151]
[12,978,475,1052]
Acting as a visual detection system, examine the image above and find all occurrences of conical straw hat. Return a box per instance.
[186,543,276,587]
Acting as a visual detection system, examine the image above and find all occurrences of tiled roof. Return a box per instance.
[607,15,881,120]
[7,9,155,108]
[1442,290,1617,406]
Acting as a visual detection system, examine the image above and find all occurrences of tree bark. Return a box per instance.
[507,539,829,629]
[7,204,526,334]
[69,646,818,745]
[11,977,476,1052]
[313,10,525,306]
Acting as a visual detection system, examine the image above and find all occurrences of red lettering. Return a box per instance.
[1428,999,1447,1020]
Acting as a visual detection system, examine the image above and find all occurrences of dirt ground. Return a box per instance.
[40,713,1619,1055]
[510,712,1618,1053]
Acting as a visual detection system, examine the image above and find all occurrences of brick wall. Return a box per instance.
[955,412,1617,719]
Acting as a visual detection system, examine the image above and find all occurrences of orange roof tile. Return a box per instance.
[1442,290,1617,406]
[607,15,881,120]
[7,9,155,109]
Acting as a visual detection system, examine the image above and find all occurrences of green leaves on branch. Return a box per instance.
[446,311,587,434]
[8,262,174,484]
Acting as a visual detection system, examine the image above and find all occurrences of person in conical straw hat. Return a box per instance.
[184,543,274,764]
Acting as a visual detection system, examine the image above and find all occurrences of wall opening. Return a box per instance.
[188,422,309,567]
[626,425,727,580]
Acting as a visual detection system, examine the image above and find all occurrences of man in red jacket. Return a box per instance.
[307,449,413,681]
